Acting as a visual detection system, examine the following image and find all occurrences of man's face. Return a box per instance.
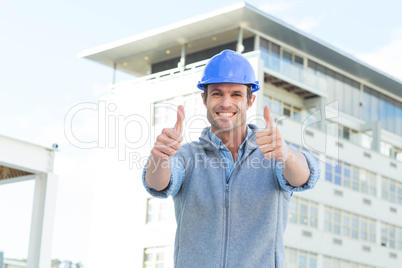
[202,83,255,134]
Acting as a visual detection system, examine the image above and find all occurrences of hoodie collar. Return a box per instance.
[199,124,259,153]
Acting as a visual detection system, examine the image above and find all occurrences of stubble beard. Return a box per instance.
[207,109,247,138]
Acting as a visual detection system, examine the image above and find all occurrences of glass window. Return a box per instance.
[293,107,302,122]
[263,95,271,108]
[325,206,375,243]
[143,247,169,268]
[351,216,358,239]
[342,126,350,140]
[360,220,368,241]
[342,213,350,237]
[380,222,402,249]
[270,42,280,71]
[287,248,297,268]
[294,55,303,67]
[396,104,402,136]
[289,200,297,224]
[397,229,402,250]
[146,198,170,224]
[324,208,332,232]
[398,184,402,205]
[282,50,292,75]
[310,206,318,228]
[285,247,317,268]
[343,163,351,188]
[334,163,341,185]
[369,221,376,243]
[288,197,318,228]
[333,209,341,234]
[352,168,359,191]
[382,176,402,205]
[389,227,395,248]
[271,99,281,114]
[325,157,333,183]
[390,181,396,203]
[300,202,308,225]
[283,103,291,117]
[283,50,292,63]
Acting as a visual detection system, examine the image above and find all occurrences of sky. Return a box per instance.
[0,0,402,266]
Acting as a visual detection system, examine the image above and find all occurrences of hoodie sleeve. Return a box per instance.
[142,156,185,198]
[274,150,320,196]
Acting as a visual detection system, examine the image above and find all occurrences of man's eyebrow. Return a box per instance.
[209,88,222,93]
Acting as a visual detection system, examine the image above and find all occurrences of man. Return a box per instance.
[143,50,320,267]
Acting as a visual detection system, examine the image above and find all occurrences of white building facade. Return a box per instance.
[80,3,402,267]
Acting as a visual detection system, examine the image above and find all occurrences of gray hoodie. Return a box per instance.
[170,125,292,267]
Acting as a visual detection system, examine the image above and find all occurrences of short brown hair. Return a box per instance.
[202,84,253,104]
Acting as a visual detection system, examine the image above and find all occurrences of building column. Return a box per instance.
[362,121,381,152]
[254,35,260,51]
[236,27,244,53]
[112,62,117,84]
[179,44,186,71]
[27,173,58,268]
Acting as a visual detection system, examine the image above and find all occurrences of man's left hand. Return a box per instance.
[255,105,293,163]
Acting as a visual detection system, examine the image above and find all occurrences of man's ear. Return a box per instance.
[201,92,206,107]
[247,94,256,110]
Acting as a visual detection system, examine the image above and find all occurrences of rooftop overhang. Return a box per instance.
[79,2,402,98]
[0,135,56,184]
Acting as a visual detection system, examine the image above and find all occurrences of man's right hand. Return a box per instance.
[151,105,185,160]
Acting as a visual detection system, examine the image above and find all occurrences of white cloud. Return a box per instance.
[357,36,402,81]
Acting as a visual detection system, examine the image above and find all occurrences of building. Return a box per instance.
[80,2,402,267]
[0,136,58,268]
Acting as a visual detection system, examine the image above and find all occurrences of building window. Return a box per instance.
[143,246,169,268]
[263,95,302,123]
[260,38,280,71]
[382,176,402,205]
[146,198,169,224]
[288,196,318,228]
[381,222,402,250]
[324,206,376,243]
[363,85,402,137]
[323,255,376,268]
[381,142,402,162]
[325,156,376,196]
[285,247,317,268]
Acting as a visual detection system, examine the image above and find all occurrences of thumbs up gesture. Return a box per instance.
[151,105,185,160]
[256,106,290,162]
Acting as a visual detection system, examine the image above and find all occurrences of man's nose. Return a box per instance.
[221,94,232,107]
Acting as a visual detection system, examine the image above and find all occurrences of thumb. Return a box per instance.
[174,105,185,134]
[264,105,273,128]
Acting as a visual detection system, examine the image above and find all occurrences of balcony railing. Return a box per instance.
[261,51,328,97]
[111,59,209,92]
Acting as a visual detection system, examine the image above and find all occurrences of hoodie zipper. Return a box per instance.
[223,182,229,268]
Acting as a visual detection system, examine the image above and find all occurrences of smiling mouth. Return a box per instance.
[216,112,236,118]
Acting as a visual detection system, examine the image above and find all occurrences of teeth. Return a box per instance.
[218,112,234,117]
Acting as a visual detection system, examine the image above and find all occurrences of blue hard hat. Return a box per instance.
[197,49,260,92]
